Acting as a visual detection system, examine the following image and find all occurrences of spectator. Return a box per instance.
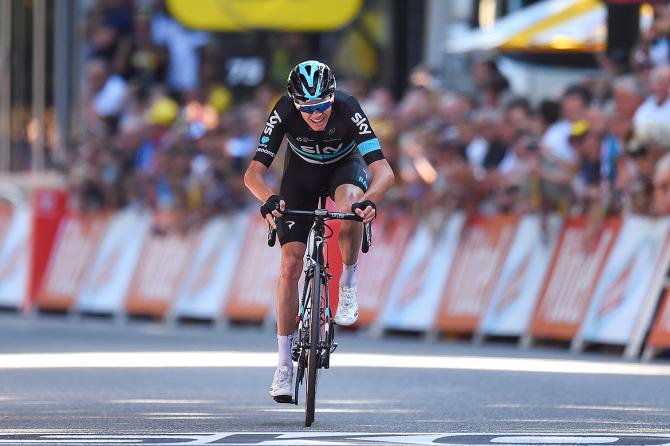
[632,3,670,70]
[83,58,129,133]
[151,5,209,97]
[653,152,670,214]
[495,130,541,214]
[536,85,590,214]
[634,64,670,148]
[472,57,510,108]
[606,75,645,146]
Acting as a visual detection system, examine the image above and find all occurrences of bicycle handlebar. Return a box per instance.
[266,208,372,253]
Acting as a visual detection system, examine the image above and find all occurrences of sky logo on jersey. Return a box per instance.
[288,140,355,163]
[263,110,282,136]
[261,136,270,144]
[351,113,372,135]
[300,143,344,155]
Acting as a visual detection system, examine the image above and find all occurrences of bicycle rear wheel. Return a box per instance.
[305,263,321,427]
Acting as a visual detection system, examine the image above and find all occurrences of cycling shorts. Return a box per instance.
[277,154,369,245]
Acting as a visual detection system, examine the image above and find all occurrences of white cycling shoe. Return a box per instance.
[334,285,359,326]
[269,365,293,403]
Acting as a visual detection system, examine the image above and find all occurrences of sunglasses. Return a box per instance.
[295,98,333,114]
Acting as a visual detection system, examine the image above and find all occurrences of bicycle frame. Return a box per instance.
[267,202,371,427]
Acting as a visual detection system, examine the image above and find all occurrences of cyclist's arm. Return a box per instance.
[244,96,292,199]
[248,95,292,169]
[342,94,396,202]
[244,160,278,203]
[244,97,291,225]
[363,159,395,203]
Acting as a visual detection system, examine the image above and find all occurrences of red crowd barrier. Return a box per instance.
[6,202,670,359]
[435,215,518,335]
[36,212,109,312]
[528,217,621,342]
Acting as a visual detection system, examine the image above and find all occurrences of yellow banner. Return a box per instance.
[166,0,363,31]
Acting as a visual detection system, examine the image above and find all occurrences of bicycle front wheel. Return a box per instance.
[305,263,321,427]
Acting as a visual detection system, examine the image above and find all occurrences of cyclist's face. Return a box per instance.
[296,97,333,131]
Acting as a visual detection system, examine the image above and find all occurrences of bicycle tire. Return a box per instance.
[305,263,321,427]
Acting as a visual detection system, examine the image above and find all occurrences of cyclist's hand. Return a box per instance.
[260,195,285,229]
[351,199,376,224]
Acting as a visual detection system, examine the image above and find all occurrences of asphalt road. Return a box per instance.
[1,312,670,445]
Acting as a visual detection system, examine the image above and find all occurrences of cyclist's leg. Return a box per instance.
[333,184,365,264]
[328,155,369,266]
[276,159,322,334]
[276,242,307,336]
[328,156,368,325]
[270,160,320,400]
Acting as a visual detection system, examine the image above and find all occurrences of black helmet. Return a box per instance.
[287,60,336,103]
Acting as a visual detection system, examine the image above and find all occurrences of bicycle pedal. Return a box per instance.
[330,343,338,353]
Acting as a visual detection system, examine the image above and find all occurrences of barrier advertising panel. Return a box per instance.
[36,213,108,312]
[479,214,562,337]
[0,204,31,309]
[435,214,518,334]
[171,214,248,320]
[355,215,414,326]
[381,212,465,332]
[528,217,620,342]
[125,224,194,319]
[29,189,69,308]
[575,216,670,358]
[224,213,281,322]
[76,209,151,315]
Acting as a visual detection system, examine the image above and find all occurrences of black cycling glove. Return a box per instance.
[260,194,284,218]
[351,199,376,215]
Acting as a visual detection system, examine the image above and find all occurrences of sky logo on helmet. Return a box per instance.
[263,110,282,136]
[299,62,324,101]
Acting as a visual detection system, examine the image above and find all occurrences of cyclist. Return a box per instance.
[244,60,395,403]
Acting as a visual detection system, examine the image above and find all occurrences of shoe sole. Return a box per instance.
[272,394,293,404]
[334,315,359,326]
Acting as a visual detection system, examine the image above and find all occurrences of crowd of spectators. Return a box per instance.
[72,0,670,237]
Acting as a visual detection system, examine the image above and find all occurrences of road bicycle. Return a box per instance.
[267,199,371,427]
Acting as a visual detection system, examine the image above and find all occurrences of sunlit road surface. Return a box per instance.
[1,313,670,445]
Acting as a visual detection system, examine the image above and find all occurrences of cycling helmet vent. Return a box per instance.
[287,60,336,103]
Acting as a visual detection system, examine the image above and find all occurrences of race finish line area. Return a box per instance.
[1,433,670,446]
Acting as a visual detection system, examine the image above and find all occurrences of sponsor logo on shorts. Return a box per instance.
[286,221,295,229]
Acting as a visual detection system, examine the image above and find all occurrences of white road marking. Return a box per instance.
[1,351,670,376]
[491,437,619,444]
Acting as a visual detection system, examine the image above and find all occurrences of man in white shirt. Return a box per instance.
[633,64,670,132]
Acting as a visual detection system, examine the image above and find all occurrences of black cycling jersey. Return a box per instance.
[252,90,385,167]
[253,90,385,246]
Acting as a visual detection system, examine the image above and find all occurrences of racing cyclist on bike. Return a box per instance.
[244,60,395,403]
